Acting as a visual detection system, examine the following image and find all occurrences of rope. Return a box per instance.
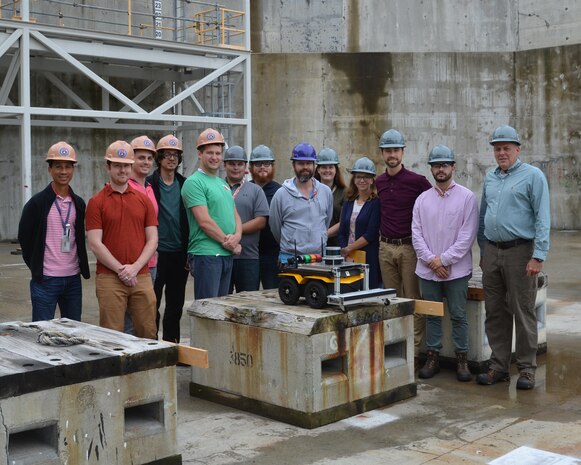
[37,331,87,346]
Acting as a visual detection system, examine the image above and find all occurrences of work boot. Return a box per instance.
[455,352,472,382]
[418,350,440,379]
[476,368,510,385]
[516,371,535,390]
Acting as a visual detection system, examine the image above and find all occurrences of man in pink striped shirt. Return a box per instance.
[411,145,479,381]
[18,141,90,321]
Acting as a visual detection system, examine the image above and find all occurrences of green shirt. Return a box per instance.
[181,170,236,256]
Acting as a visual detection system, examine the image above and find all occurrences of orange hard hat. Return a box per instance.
[130,135,156,154]
[104,140,134,164]
[156,134,183,153]
[46,141,77,163]
[196,128,225,150]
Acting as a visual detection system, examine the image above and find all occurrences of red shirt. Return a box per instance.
[85,184,158,275]
[376,165,431,239]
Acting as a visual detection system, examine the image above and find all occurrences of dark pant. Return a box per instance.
[259,254,281,290]
[482,241,538,373]
[230,258,260,293]
[154,251,189,343]
[188,254,233,300]
[30,274,82,321]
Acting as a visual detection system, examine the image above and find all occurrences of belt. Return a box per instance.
[488,238,532,250]
[380,235,412,246]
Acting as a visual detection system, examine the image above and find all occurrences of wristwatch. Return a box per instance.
[533,258,544,263]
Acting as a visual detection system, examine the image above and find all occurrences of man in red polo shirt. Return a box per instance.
[86,141,158,339]
[376,129,432,368]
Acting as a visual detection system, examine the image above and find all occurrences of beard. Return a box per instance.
[250,167,274,184]
[294,167,314,183]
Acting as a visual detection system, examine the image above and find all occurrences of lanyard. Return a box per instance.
[230,179,245,199]
[54,197,72,234]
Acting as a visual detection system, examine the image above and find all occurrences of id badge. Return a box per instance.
[61,223,71,253]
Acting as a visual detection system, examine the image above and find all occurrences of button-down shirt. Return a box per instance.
[377,165,432,238]
[412,181,479,281]
[477,159,550,261]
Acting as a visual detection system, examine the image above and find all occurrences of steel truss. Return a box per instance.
[0,0,251,204]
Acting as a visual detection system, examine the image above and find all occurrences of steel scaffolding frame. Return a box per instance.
[0,0,251,205]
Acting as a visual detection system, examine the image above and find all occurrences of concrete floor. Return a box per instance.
[1,230,580,464]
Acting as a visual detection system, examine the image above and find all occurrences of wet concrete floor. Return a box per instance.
[1,230,580,464]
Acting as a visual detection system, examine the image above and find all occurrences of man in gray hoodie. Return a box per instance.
[269,143,334,265]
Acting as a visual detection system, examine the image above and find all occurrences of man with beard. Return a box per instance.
[411,145,479,381]
[269,143,333,265]
[86,141,158,339]
[223,145,269,293]
[249,144,283,289]
[181,128,242,299]
[376,129,431,369]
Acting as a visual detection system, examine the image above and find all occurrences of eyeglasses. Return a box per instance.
[354,175,373,181]
[431,162,453,169]
[161,152,179,159]
[252,161,273,167]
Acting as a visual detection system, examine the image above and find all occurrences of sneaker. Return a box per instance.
[476,368,510,385]
[516,371,535,390]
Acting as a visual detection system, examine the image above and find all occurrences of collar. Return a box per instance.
[495,158,522,176]
[434,180,456,197]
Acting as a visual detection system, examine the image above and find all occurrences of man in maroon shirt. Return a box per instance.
[376,129,432,368]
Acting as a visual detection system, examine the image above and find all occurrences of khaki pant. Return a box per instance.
[96,273,157,339]
[482,241,538,373]
[378,242,424,356]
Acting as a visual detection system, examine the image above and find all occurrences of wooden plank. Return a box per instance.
[414,299,444,316]
[467,287,485,301]
[177,344,209,368]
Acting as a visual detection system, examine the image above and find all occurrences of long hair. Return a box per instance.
[345,175,377,202]
[315,165,347,189]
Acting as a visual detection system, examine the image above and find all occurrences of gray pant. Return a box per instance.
[482,241,538,373]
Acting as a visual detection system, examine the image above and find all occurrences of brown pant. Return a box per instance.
[378,242,424,356]
[96,273,157,339]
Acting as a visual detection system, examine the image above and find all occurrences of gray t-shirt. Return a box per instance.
[232,181,269,259]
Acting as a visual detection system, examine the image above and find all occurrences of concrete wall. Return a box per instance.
[251,47,581,229]
[251,0,581,53]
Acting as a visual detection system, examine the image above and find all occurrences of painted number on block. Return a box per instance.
[329,334,338,352]
[230,350,254,368]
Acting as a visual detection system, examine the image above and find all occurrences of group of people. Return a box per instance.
[18,123,550,390]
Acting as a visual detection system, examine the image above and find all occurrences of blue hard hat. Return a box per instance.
[291,142,317,161]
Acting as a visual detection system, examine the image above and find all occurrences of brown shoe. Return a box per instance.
[418,350,440,379]
[516,371,535,390]
[455,352,472,382]
[476,368,510,385]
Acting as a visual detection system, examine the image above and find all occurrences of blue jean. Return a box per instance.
[30,274,82,321]
[259,254,281,290]
[420,275,471,353]
[230,259,260,293]
[188,254,233,300]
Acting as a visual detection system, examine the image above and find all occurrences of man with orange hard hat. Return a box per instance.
[85,141,158,339]
[181,128,242,299]
[18,141,90,321]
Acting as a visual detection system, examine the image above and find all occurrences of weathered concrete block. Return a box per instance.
[188,291,417,428]
[0,319,181,465]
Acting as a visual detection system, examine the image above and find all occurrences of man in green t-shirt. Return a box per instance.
[181,128,242,299]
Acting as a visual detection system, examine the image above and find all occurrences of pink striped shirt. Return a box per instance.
[43,194,80,277]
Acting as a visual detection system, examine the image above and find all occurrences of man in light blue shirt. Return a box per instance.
[476,125,550,390]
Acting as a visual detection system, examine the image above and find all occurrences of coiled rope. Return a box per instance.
[37,331,87,346]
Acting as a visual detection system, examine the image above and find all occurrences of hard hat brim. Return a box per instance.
[489,139,521,146]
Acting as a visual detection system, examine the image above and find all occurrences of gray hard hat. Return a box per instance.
[350,157,377,176]
[249,144,275,162]
[316,147,339,165]
[490,125,521,146]
[224,145,247,162]
[379,129,406,148]
[428,145,455,164]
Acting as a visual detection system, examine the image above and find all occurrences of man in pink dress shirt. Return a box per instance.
[411,145,479,381]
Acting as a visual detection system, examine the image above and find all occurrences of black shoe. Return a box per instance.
[516,371,535,390]
[476,368,510,385]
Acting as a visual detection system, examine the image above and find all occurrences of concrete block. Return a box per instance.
[188,291,417,428]
[0,319,181,465]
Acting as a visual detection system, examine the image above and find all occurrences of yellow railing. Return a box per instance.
[193,6,245,49]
